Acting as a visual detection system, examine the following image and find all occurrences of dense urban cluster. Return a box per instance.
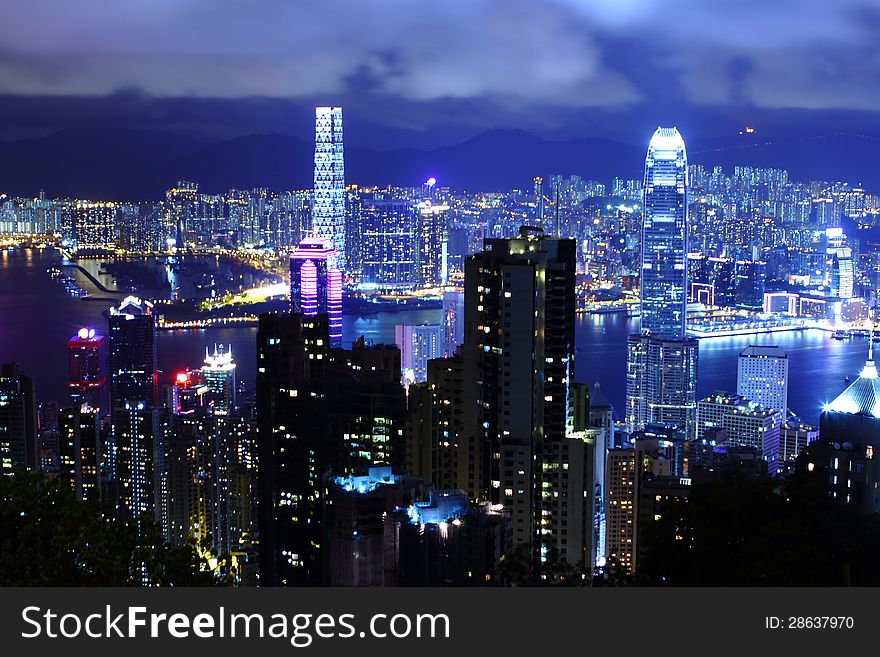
[3,108,880,586]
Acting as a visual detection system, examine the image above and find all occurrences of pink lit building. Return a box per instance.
[290,236,343,347]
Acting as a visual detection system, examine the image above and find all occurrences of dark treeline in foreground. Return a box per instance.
[0,472,214,586]
[638,467,880,586]
[5,465,880,586]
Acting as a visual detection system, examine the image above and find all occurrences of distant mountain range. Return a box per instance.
[1,127,878,199]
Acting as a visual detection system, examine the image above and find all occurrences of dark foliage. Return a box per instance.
[0,471,213,586]
[639,469,880,586]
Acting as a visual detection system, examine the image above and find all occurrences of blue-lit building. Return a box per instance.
[627,128,699,437]
[734,260,766,310]
[395,323,443,387]
[324,467,512,586]
[312,106,345,270]
[804,346,880,514]
[640,127,689,339]
[361,193,418,290]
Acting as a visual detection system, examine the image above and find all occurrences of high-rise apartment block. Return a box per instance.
[395,323,443,387]
[737,345,789,413]
[67,327,105,407]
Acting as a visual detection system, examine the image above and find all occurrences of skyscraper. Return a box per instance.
[640,127,688,338]
[290,236,343,347]
[809,344,880,513]
[416,198,449,288]
[313,106,345,269]
[737,345,789,413]
[257,311,407,585]
[463,226,576,562]
[108,296,157,411]
[108,296,160,528]
[533,176,544,228]
[627,128,698,436]
[734,260,767,310]
[0,363,37,474]
[165,181,199,248]
[626,335,699,433]
[57,404,101,503]
[830,247,855,299]
[257,311,330,586]
[441,289,464,357]
[74,201,117,251]
[361,193,418,289]
[201,344,237,413]
[67,327,105,407]
[394,323,443,387]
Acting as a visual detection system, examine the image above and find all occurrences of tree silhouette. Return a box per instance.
[0,471,213,586]
[638,468,880,586]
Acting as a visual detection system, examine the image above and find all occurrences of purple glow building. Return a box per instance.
[290,236,343,347]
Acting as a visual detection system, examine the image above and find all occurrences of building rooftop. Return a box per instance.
[648,126,686,155]
[740,345,787,359]
[824,349,880,418]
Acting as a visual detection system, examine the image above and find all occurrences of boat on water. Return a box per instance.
[831,330,850,340]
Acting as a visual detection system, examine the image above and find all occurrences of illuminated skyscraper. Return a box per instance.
[67,327,105,407]
[831,247,855,299]
[290,236,343,347]
[58,404,101,503]
[626,335,699,433]
[201,344,237,413]
[417,198,449,288]
[394,323,443,387]
[108,296,157,410]
[640,127,688,339]
[74,201,116,251]
[165,181,199,248]
[626,128,698,436]
[734,260,767,310]
[313,106,345,269]
[807,345,880,513]
[464,226,577,561]
[0,363,37,474]
[534,176,544,228]
[737,345,788,413]
[361,193,418,289]
[441,289,464,357]
[108,296,160,529]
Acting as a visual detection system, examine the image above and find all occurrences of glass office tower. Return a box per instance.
[640,127,689,339]
[627,128,698,436]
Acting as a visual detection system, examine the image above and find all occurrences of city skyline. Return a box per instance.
[3,117,880,584]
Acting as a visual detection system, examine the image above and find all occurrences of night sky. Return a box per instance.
[2,1,880,146]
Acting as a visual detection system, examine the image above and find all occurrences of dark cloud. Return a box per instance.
[1,1,879,143]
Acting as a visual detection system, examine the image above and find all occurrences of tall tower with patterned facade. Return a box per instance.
[313,106,345,270]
